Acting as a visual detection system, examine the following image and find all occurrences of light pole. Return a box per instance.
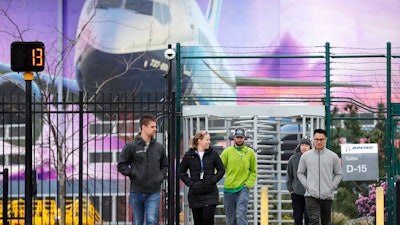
[164,44,176,224]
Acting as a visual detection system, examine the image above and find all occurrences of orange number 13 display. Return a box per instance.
[11,42,45,72]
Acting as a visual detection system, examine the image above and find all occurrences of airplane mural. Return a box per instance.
[0,0,374,110]
[0,0,394,180]
[1,0,399,223]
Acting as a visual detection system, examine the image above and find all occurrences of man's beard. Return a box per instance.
[235,141,244,147]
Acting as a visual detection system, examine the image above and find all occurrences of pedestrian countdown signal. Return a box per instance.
[11,41,45,72]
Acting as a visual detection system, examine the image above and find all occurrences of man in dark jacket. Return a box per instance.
[286,138,312,225]
[117,115,168,225]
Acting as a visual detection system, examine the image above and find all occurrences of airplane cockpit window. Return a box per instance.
[125,0,153,15]
[154,2,171,25]
[95,0,123,9]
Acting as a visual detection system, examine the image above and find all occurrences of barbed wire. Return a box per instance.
[177,45,400,113]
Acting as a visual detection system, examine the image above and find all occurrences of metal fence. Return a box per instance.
[0,168,9,225]
[2,42,400,224]
[0,92,172,225]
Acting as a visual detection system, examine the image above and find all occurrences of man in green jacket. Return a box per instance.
[221,128,257,225]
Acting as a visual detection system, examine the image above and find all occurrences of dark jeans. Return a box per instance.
[291,193,309,225]
[191,204,217,225]
[305,196,332,225]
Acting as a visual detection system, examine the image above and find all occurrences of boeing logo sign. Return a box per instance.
[341,143,379,181]
[343,144,375,153]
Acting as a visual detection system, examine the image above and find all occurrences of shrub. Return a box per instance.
[355,181,386,218]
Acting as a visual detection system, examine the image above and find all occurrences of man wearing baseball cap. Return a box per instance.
[286,138,312,225]
[221,128,257,225]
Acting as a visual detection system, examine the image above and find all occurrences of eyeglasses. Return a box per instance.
[314,138,326,142]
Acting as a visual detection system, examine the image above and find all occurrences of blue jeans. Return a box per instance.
[130,192,160,225]
[223,187,249,225]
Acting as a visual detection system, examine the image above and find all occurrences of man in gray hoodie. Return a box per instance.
[297,129,342,225]
[286,138,312,225]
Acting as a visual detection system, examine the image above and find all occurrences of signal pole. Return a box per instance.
[11,41,45,225]
[24,71,34,225]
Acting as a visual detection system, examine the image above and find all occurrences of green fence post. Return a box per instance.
[386,42,394,224]
[325,42,331,147]
[175,42,182,224]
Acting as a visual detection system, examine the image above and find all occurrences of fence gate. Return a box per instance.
[0,92,172,225]
[0,169,8,224]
